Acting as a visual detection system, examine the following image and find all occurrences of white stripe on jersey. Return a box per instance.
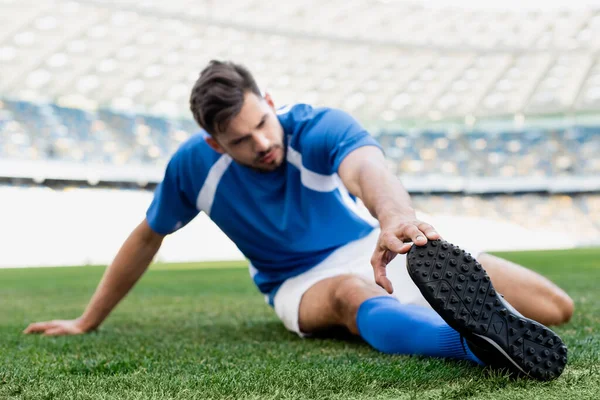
[286,145,338,192]
[196,154,232,215]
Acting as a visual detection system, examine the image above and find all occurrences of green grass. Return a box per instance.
[1,248,599,399]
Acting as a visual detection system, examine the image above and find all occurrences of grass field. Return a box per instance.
[1,248,599,400]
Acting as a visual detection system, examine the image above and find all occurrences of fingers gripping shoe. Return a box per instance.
[406,239,568,381]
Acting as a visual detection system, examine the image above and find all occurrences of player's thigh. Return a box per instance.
[298,274,387,334]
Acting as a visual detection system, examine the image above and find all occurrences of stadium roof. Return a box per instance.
[2,0,600,124]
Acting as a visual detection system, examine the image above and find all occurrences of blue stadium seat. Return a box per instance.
[1,98,599,178]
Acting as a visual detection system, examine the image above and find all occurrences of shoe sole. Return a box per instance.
[406,239,567,381]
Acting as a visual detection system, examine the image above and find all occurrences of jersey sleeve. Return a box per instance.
[300,108,382,175]
[146,152,200,235]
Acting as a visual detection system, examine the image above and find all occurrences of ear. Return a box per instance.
[264,92,276,110]
[205,136,225,154]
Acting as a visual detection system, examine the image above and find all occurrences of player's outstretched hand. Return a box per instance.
[371,218,440,294]
[23,319,89,336]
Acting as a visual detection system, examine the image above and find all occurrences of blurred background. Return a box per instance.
[1,0,599,267]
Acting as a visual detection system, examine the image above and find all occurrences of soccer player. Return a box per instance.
[25,61,574,380]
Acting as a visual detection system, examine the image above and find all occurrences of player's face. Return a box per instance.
[205,92,285,172]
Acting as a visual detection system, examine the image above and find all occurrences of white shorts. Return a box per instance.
[272,218,484,336]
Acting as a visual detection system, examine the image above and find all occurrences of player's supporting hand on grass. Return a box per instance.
[337,146,440,295]
[23,319,89,336]
[23,219,164,336]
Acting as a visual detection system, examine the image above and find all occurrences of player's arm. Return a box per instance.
[338,146,440,293]
[24,219,164,336]
[24,143,199,336]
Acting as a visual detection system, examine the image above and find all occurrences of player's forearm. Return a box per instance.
[78,221,163,331]
[356,161,416,228]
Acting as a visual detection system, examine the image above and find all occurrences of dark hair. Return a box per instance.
[189,60,261,135]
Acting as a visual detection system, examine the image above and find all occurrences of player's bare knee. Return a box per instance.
[543,290,574,326]
[332,275,368,313]
[331,275,385,332]
[555,292,574,325]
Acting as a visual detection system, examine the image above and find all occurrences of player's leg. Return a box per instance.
[477,253,574,326]
[291,274,481,363]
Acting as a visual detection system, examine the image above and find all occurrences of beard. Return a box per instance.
[236,144,286,173]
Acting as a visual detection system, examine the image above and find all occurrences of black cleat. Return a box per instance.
[407,239,567,381]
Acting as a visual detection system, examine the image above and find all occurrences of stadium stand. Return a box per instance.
[0,99,192,165]
[1,99,599,179]
[379,128,600,177]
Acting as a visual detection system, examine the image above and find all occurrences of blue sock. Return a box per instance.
[356,296,483,364]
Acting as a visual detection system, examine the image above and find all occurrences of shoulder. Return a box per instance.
[283,105,365,145]
[281,105,375,175]
[280,105,360,144]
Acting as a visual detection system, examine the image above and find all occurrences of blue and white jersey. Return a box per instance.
[146,104,381,303]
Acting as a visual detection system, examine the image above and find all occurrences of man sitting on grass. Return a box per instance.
[25,60,574,381]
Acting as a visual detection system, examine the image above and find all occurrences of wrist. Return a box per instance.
[76,316,99,332]
[378,209,417,228]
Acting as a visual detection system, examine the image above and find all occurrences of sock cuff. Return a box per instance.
[356,296,399,337]
[436,326,485,365]
[437,325,467,355]
[462,338,485,365]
